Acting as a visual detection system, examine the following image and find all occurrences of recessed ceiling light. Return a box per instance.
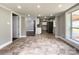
[50,14,53,16]
[58,4,62,8]
[37,5,40,8]
[38,14,41,17]
[7,22,10,25]
[44,16,47,18]
[17,5,22,9]
[28,14,30,16]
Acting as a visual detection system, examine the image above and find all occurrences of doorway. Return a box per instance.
[12,13,19,41]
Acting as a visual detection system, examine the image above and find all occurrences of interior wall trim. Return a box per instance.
[55,35,79,50]
[0,41,12,49]
[20,35,26,38]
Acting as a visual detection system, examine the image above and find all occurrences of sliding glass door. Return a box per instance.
[72,10,79,41]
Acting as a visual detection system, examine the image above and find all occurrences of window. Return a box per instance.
[72,10,79,41]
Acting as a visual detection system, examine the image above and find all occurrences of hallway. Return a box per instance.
[0,33,79,55]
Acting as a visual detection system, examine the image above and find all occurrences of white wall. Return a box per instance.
[53,20,56,34]
[55,13,65,38]
[21,16,26,37]
[26,16,34,31]
[0,7,12,49]
[56,4,79,50]
[0,6,25,49]
[26,16,37,31]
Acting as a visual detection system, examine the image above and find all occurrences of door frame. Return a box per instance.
[11,12,21,41]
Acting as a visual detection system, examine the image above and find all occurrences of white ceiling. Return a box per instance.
[72,10,79,15]
[0,3,76,16]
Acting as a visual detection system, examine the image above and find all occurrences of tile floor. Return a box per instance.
[0,33,79,55]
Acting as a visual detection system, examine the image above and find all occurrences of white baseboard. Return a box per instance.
[0,41,12,49]
[20,35,26,38]
[55,36,65,41]
[55,35,79,50]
